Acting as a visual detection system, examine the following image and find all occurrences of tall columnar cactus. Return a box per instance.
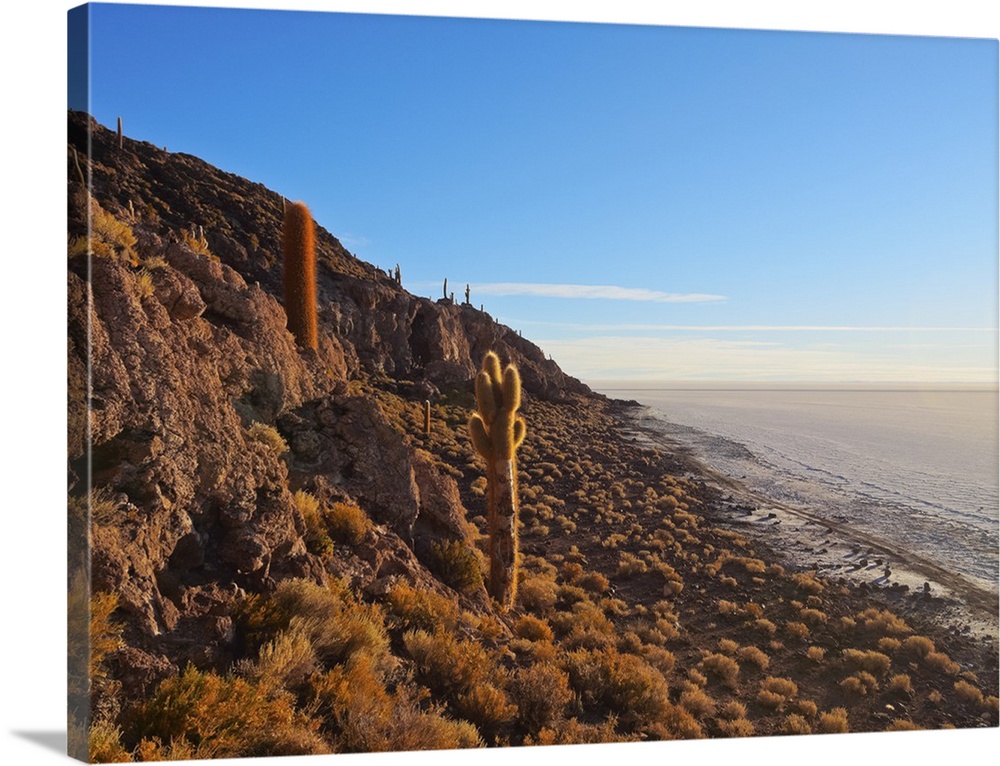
[468,351,527,608]
[424,400,431,435]
[281,201,318,349]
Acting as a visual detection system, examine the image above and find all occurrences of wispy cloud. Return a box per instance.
[517,321,996,333]
[533,336,997,383]
[471,282,726,303]
[338,233,371,250]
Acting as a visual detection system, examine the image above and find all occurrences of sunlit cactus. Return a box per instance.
[468,351,527,608]
[281,201,318,349]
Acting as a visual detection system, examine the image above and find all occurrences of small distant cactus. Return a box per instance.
[423,400,431,435]
[117,116,123,149]
[443,278,448,300]
[395,264,401,284]
[468,351,527,608]
[281,201,318,349]
[464,284,471,304]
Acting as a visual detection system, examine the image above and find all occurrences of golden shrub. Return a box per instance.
[842,649,892,675]
[430,539,484,593]
[954,680,985,705]
[508,662,574,734]
[514,615,554,642]
[248,421,288,455]
[326,501,370,544]
[131,665,329,758]
[385,581,459,631]
[887,674,913,693]
[816,707,850,734]
[735,645,770,670]
[924,651,960,674]
[806,646,826,663]
[294,490,333,559]
[717,717,754,738]
[901,635,936,658]
[782,714,812,735]
[700,653,740,689]
[676,687,713,719]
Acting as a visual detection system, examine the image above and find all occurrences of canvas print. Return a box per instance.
[67,2,999,762]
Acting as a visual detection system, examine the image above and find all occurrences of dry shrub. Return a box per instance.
[735,645,770,671]
[679,687,716,719]
[782,714,812,735]
[840,672,878,696]
[238,579,392,673]
[385,582,459,632]
[901,635,936,658]
[579,570,610,594]
[806,646,826,663]
[718,700,747,720]
[799,608,827,626]
[87,722,130,763]
[517,572,558,613]
[857,608,910,636]
[757,676,798,710]
[700,653,740,689]
[551,600,616,650]
[659,703,705,740]
[326,501,370,545]
[842,649,892,675]
[816,707,850,734]
[888,674,913,693]
[248,422,288,456]
[885,719,922,731]
[784,621,810,641]
[455,683,515,738]
[403,626,491,698]
[791,572,824,595]
[430,539,484,594]
[294,490,333,559]
[640,645,677,677]
[308,655,481,752]
[524,717,634,746]
[687,669,708,688]
[717,638,739,655]
[514,615,554,643]
[564,648,670,729]
[794,699,818,718]
[753,619,777,637]
[617,552,649,578]
[954,680,985,705]
[240,627,318,693]
[877,637,902,654]
[131,665,329,759]
[925,651,960,675]
[717,717,754,737]
[509,663,574,734]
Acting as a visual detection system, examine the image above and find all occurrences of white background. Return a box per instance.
[4,1,998,764]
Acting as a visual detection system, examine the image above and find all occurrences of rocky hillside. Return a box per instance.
[67,110,997,762]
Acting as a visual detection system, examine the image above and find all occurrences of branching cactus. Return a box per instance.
[282,201,318,349]
[468,351,527,608]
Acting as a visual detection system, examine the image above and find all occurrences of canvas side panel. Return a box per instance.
[67,4,92,763]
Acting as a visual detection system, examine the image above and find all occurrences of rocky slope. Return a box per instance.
[68,108,587,653]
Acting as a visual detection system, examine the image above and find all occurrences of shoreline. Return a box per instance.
[611,400,999,643]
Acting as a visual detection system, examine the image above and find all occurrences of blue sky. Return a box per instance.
[71,1,998,383]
